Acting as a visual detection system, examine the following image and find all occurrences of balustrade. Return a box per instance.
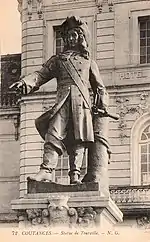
[110,185,150,203]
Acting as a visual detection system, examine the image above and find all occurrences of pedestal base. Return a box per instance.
[27,179,100,193]
[11,189,123,229]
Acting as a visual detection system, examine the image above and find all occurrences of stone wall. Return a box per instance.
[0,54,21,223]
[0,109,20,223]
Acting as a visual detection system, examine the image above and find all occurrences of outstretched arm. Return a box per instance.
[10,55,57,95]
[34,55,57,89]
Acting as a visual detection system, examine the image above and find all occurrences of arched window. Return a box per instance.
[131,113,150,185]
[140,125,150,184]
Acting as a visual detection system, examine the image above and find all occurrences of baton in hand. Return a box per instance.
[9,80,27,95]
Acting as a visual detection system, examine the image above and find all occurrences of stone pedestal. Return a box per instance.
[11,181,123,229]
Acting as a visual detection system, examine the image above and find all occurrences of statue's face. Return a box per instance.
[65,27,88,52]
[67,29,79,48]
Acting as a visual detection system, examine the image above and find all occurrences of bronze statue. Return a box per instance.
[10,16,114,185]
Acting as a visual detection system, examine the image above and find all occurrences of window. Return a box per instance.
[54,26,64,54]
[139,16,150,64]
[55,155,69,184]
[140,125,150,185]
[131,113,150,185]
[55,151,87,185]
[1,54,21,107]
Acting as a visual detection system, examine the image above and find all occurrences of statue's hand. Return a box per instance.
[9,80,28,95]
[94,87,109,113]
[98,88,109,109]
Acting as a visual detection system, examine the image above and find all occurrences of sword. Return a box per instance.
[92,106,119,120]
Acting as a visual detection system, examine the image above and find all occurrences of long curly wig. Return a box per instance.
[60,16,91,59]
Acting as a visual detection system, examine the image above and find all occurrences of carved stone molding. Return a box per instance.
[26,207,77,227]
[116,97,129,143]
[17,0,43,19]
[24,195,101,228]
[95,0,114,13]
[27,0,33,19]
[108,0,113,12]
[95,0,103,13]
[77,207,97,227]
[12,195,123,228]
[25,206,101,228]
[17,0,22,15]
[25,196,78,227]
[138,92,149,114]
[25,198,106,228]
[36,0,43,18]
[26,208,43,226]
[115,92,150,143]
[136,216,150,229]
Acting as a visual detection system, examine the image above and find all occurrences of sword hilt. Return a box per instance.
[93,106,119,120]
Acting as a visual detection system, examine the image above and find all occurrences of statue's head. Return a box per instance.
[60,16,91,58]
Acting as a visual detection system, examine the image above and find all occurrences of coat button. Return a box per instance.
[78,69,81,71]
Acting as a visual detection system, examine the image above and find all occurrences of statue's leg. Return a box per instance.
[29,100,70,182]
[68,144,86,184]
[82,115,110,192]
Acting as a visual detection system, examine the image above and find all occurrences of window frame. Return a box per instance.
[139,125,150,185]
[131,113,150,185]
[53,26,64,55]
[129,8,150,66]
[139,16,150,65]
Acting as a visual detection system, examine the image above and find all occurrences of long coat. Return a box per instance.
[24,51,105,145]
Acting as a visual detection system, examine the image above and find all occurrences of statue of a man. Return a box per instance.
[11,16,108,184]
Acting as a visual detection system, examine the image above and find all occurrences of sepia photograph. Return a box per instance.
[1,0,150,241]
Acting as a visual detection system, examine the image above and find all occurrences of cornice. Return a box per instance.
[17,0,22,14]
[17,0,43,19]
[17,0,22,4]
[114,0,149,4]
[17,0,114,16]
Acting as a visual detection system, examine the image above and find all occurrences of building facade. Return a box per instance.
[0,54,21,225]
[1,0,150,228]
